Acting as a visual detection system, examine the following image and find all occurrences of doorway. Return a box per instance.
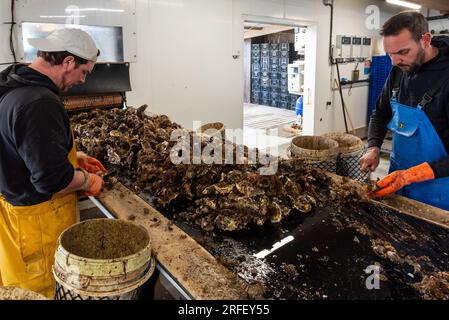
[242,19,315,157]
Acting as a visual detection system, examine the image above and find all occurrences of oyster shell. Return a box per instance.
[71,107,366,231]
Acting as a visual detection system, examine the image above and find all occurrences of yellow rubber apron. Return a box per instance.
[0,136,78,298]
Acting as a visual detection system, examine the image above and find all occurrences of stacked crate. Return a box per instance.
[260,43,271,105]
[251,42,298,109]
[251,44,261,104]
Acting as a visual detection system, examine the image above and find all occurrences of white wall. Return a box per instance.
[129,0,242,129]
[129,0,403,132]
[1,0,404,134]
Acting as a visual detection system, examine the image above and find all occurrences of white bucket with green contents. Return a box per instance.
[52,218,154,300]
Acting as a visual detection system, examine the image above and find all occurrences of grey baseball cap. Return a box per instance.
[28,28,99,62]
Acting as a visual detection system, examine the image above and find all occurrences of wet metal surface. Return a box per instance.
[139,192,449,300]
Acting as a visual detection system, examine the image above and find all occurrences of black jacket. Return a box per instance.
[0,64,74,206]
[368,36,449,178]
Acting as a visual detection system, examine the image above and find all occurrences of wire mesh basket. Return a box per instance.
[322,132,371,182]
[289,136,339,173]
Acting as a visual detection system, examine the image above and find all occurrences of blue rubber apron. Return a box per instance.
[387,94,449,211]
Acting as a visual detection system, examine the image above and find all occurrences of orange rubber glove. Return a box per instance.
[81,173,104,197]
[77,152,107,174]
[375,162,435,197]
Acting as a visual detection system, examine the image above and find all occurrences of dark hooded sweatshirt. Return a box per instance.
[368,36,449,178]
[0,64,74,206]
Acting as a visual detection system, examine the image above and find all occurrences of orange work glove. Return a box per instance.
[81,173,104,197]
[77,151,107,174]
[375,162,435,197]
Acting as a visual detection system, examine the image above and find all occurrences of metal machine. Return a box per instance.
[362,37,372,58]
[351,36,362,59]
[287,60,304,95]
[62,63,131,112]
[294,27,307,54]
[335,35,352,60]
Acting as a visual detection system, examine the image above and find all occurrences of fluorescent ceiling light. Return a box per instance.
[253,236,294,259]
[65,8,124,13]
[40,15,86,18]
[386,0,422,10]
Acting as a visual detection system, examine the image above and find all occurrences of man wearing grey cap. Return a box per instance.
[0,28,105,298]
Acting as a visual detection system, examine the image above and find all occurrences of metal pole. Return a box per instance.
[88,196,116,219]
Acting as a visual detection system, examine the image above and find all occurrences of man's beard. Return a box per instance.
[398,48,425,74]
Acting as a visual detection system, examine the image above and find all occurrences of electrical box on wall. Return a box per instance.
[335,35,352,59]
[351,36,362,59]
[362,37,372,58]
[287,61,304,95]
[294,27,307,54]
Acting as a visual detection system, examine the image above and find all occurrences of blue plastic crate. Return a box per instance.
[261,57,270,65]
[251,44,261,51]
[280,43,289,51]
[269,72,279,79]
[270,50,279,58]
[280,79,288,87]
[289,100,296,109]
[252,71,260,79]
[261,91,271,100]
[261,43,269,50]
[271,79,280,88]
[280,72,288,80]
[271,57,279,65]
[279,101,289,109]
[252,82,261,91]
[270,43,279,51]
[251,90,260,100]
[368,55,392,123]
[280,93,289,102]
[280,57,289,65]
[252,63,260,72]
[270,64,279,73]
[280,87,288,94]
[261,98,270,106]
[270,100,279,108]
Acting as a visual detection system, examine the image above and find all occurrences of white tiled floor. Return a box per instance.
[243,127,291,157]
[243,103,299,158]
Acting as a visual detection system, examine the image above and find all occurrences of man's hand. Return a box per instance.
[374,162,435,197]
[77,151,106,174]
[81,173,104,197]
[360,147,380,172]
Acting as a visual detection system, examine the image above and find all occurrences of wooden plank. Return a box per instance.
[97,182,249,300]
[376,196,449,230]
[329,173,449,230]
